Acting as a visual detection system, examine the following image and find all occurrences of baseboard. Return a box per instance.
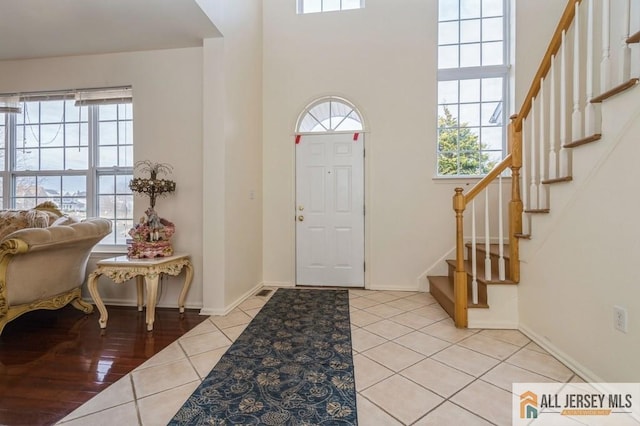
[366,284,422,292]
[519,322,605,383]
[81,296,203,311]
[200,282,265,316]
[468,319,519,329]
[261,281,295,288]
[419,246,456,282]
[416,270,432,292]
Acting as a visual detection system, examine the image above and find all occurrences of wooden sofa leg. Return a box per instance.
[71,297,94,314]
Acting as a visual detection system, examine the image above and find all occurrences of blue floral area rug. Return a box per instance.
[169,289,357,425]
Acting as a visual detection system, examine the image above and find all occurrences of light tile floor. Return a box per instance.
[57,288,584,426]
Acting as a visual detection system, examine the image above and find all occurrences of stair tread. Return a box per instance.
[627,31,640,44]
[564,133,602,148]
[515,233,531,239]
[445,259,516,284]
[427,275,489,309]
[464,242,510,259]
[524,208,550,213]
[542,176,572,184]
[591,78,639,103]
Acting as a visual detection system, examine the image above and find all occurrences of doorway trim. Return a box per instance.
[294,96,368,288]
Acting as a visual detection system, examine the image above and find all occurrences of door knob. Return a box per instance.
[298,205,304,211]
[298,215,304,222]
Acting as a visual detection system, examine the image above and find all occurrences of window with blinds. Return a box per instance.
[0,87,133,245]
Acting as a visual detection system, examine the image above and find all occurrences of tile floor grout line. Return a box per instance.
[501,345,574,383]
[447,398,501,425]
[356,391,408,425]
[392,336,454,356]
[442,375,513,425]
[61,288,583,425]
[177,333,206,381]
[408,399,450,426]
[55,398,138,425]
[131,374,144,426]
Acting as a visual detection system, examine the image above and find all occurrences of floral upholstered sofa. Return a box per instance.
[0,202,111,335]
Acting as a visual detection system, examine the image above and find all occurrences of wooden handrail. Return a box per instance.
[463,154,512,205]
[450,0,581,327]
[514,0,583,131]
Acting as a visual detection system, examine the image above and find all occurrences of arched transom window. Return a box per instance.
[297,97,363,133]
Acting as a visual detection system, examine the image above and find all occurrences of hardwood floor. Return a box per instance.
[0,304,208,426]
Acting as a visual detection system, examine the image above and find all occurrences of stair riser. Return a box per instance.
[447,263,488,306]
[465,246,511,280]
[429,279,455,319]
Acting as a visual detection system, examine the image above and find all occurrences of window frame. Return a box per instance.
[296,96,364,134]
[0,88,134,248]
[297,0,365,14]
[436,0,511,178]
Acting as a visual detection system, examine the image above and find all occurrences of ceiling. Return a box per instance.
[0,0,221,61]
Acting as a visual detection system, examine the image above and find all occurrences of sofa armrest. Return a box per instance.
[4,218,112,250]
[0,218,112,312]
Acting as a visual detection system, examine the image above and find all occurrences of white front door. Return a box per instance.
[295,133,364,287]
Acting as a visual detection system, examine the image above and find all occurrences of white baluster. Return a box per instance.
[471,200,478,305]
[601,0,611,93]
[539,77,548,209]
[521,117,530,236]
[530,97,539,210]
[484,190,492,281]
[560,30,570,177]
[498,174,506,281]
[620,0,632,83]
[572,1,583,143]
[585,0,597,137]
[549,55,558,180]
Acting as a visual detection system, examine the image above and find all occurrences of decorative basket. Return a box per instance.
[127,240,174,259]
[127,214,175,259]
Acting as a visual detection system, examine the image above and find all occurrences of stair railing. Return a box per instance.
[451,0,639,328]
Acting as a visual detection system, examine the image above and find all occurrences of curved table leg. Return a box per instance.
[136,276,144,312]
[178,260,194,314]
[145,273,160,332]
[87,271,108,329]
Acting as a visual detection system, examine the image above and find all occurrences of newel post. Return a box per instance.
[453,188,468,328]
[509,119,523,282]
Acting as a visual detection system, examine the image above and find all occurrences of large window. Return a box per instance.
[297,0,364,14]
[437,0,509,176]
[0,88,133,245]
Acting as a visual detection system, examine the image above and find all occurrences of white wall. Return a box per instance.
[202,0,264,313]
[513,1,567,108]
[221,0,263,307]
[519,87,640,382]
[264,0,449,290]
[0,0,264,316]
[262,0,562,291]
[0,48,205,308]
[513,1,640,381]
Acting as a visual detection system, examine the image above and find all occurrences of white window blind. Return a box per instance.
[1,87,134,246]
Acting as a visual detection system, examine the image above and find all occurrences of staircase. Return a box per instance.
[429,0,640,328]
[430,243,513,317]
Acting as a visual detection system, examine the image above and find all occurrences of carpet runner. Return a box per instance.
[169,288,357,425]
